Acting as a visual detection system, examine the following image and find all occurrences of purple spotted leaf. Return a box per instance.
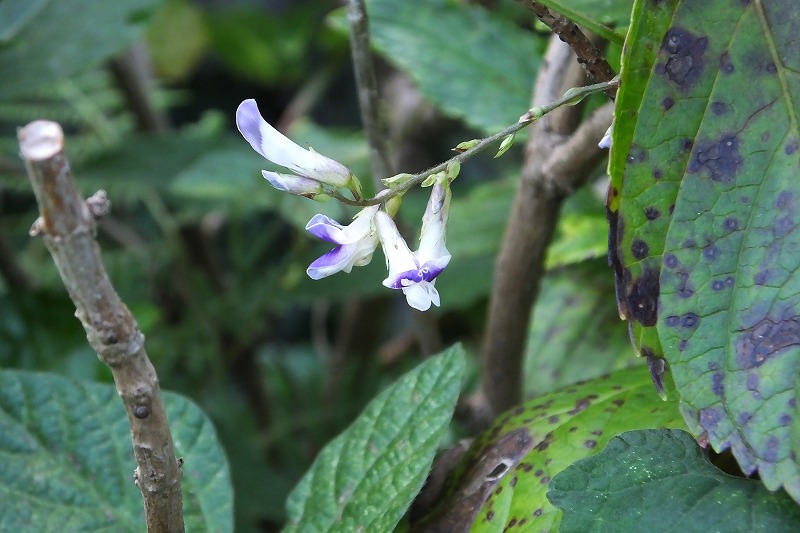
[412,365,683,532]
[610,0,800,501]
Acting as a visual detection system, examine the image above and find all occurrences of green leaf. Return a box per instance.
[534,0,632,45]
[0,369,232,532]
[548,429,800,533]
[0,0,160,98]
[524,260,636,397]
[146,0,209,81]
[418,365,683,532]
[0,0,47,43]
[545,185,609,269]
[205,6,320,85]
[610,0,800,499]
[341,0,544,133]
[76,132,223,204]
[284,345,465,532]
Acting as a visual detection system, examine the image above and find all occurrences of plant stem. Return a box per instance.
[20,121,185,533]
[329,77,617,207]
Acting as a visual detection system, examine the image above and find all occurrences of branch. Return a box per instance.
[347,0,393,188]
[480,36,615,418]
[514,0,617,98]
[19,121,185,533]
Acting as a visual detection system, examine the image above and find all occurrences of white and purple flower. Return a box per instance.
[305,205,380,280]
[375,178,452,311]
[236,99,359,196]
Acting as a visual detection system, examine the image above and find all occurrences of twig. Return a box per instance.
[480,37,615,418]
[19,120,184,533]
[514,0,617,98]
[328,77,617,208]
[347,0,393,188]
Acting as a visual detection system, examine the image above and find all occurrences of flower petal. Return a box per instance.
[262,171,323,195]
[416,179,452,265]
[236,99,352,187]
[305,205,378,244]
[402,282,440,311]
[376,211,419,282]
[306,238,378,280]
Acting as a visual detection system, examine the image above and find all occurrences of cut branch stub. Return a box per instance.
[19,120,185,533]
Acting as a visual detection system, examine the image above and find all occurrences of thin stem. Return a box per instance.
[328,77,617,207]
[347,0,393,188]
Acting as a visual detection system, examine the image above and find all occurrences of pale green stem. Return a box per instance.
[329,77,618,207]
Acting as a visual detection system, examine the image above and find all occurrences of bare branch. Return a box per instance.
[19,120,184,533]
[514,0,617,98]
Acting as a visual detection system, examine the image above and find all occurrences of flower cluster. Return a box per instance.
[236,99,453,311]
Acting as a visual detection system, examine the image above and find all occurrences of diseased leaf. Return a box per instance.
[284,345,465,532]
[0,370,232,532]
[416,366,683,532]
[548,429,800,533]
[611,0,800,501]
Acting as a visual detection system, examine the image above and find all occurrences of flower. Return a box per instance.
[305,205,380,280]
[598,122,613,149]
[376,178,452,311]
[236,99,358,193]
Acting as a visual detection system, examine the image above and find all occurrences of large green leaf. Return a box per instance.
[416,365,683,532]
[0,0,160,98]
[549,429,800,533]
[337,0,544,133]
[283,345,465,532]
[0,370,232,532]
[610,0,800,500]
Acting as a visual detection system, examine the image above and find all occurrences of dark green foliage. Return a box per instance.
[0,370,232,532]
[549,429,800,532]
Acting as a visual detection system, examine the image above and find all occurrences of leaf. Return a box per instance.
[545,185,609,269]
[341,0,544,133]
[0,0,47,43]
[548,429,800,533]
[417,365,683,532]
[205,6,320,85]
[76,132,224,204]
[534,0,632,44]
[0,369,232,532]
[0,0,160,98]
[146,0,209,81]
[284,345,465,532]
[524,260,637,397]
[610,0,800,499]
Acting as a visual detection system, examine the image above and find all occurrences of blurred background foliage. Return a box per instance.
[0,0,633,530]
